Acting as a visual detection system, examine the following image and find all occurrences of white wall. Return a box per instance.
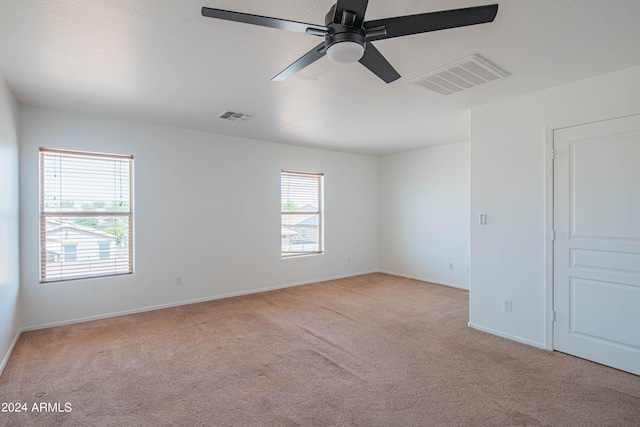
[378,141,470,289]
[19,106,378,329]
[469,65,640,348]
[0,75,20,374]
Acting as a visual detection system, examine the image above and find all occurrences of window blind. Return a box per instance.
[39,148,133,282]
[281,170,324,257]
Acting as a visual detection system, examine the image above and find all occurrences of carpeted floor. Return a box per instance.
[1,273,639,426]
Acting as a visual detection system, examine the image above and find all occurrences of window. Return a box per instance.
[98,242,111,260]
[40,148,133,282]
[281,170,324,257]
[63,244,77,262]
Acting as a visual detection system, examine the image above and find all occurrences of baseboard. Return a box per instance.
[378,270,469,290]
[467,322,547,350]
[21,270,379,331]
[1,329,22,376]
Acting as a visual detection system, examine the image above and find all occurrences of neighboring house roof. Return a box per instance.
[282,213,320,228]
[295,215,319,228]
[282,214,308,227]
[46,219,118,241]
[281,227,297,237]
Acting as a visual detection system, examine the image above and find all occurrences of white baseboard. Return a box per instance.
[21,270,379,332]
[377,270,469,290]
[467,322,547,350]
[1,329,22,376]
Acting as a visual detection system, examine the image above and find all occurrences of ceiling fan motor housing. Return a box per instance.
[324,5,366,53]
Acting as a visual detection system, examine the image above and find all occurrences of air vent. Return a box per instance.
[218,111,254,122]
[409,55,508,95]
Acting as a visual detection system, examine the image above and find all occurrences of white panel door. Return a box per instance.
[554,114,640,375]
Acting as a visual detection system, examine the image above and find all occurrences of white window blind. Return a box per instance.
[39,148,133,282]
[281,170,324,257]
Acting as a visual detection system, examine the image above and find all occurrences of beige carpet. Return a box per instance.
[1,273,639,426]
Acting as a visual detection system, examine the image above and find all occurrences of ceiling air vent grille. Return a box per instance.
[409,55,508,95]
[218,111,254,122]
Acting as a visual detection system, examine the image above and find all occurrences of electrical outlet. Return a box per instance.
[503,300,512,312]
[347,257,351,263]
[176,276,183,286]
[449,263,454,270]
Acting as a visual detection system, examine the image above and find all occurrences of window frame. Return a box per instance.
[281,170,324,258]
[39,147,134,283]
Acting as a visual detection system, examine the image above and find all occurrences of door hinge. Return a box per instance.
[551,148,556,160]
[552,311,557,322]
[551,230,557,241]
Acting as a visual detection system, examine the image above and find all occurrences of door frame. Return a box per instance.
[543,107,640,351]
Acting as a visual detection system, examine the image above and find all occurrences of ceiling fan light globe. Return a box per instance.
[326,41,365,64]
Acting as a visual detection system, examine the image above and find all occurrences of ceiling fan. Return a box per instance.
[202,1,498,83]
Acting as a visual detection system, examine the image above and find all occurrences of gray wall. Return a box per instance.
[0,75,20,374]
[470,65,640,348]
[19,106,379,329]
[378,141,470,289]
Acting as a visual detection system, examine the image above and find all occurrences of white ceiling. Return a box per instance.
[1,1,640,155]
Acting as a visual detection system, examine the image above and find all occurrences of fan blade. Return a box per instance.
[333,0,369,27]
[201,7,328,36]
[364,4,498,42]
[358,44,401,83]
[272,42,327,81]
